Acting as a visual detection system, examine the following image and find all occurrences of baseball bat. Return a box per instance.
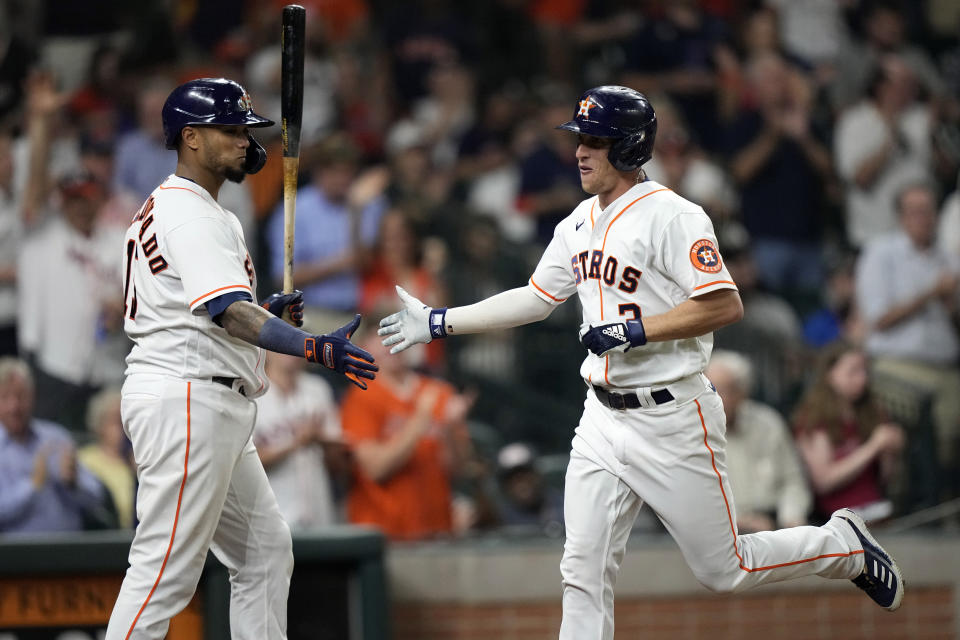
[281,4,305,294]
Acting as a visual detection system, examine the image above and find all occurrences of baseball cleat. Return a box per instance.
[832,508,904,611]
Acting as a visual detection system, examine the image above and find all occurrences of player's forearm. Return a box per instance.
[641,289,743,342]
[220,300,274,344]
[444,286,555,335]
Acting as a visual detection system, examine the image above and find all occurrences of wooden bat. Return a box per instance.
[281,4,305,294]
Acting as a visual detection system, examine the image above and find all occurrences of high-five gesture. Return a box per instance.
[309,314,378,389]
[378,286,447,354]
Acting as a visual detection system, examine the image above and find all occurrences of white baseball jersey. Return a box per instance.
[529,180,737,388]
[122,175,268,397]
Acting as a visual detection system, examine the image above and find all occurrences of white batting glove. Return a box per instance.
[378,286,446,354]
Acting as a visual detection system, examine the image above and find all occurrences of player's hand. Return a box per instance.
[311,314,378,389]
[261,290,304,327]
[579,320,647,356]
[378,286,442,354]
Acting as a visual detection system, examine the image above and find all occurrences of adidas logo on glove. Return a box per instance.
[602,324,627,343]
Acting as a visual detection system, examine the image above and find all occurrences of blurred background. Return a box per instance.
[1,0,960,638]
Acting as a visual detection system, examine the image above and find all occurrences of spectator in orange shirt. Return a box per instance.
[340,321,475,540]
[360,208,445,371]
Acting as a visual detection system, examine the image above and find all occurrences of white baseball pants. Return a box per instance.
[106,375,293,640]
[559,374,865,640]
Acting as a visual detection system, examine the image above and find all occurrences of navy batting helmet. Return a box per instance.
[556,85,657,172]
[162,78,274,174]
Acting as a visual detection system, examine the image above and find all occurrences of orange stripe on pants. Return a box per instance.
[694,398,863,573]
[125,382,192,640]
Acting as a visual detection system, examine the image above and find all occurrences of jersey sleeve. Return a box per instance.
[658,212,738,298]
[528,225,576,305]
[165,217,253,313]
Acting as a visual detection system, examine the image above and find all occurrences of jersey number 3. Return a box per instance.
[618,303,641,321]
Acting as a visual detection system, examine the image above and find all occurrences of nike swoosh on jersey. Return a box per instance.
[576,220,585,230]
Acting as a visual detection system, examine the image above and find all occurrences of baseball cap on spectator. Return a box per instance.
[385,119,428,157]
[59,170,104,200]
[497,442,537,478]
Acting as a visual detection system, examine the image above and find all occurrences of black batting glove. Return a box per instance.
[579,319,647,356]
[305,314,378,389]
[261,289,304,327]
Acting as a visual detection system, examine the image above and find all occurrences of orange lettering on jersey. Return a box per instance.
[690,239,722,273]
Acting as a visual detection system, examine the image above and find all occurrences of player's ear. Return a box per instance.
[180,126,202,151]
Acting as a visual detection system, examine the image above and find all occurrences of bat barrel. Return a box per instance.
[281,4,305,294]
[281,4,305,159]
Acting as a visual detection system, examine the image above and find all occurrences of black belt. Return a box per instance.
[592,384,673,410]
[213,376,246,397]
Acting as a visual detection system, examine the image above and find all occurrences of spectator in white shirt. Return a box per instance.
[706,350,812,532]
[254,352,351,531]
[17,171,126,432]
[854,183,960,478]
[834,55,933,247]
[0,131,21,356]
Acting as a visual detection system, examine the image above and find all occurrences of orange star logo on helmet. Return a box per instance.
[238,93,253,112]
[578,98,597,118]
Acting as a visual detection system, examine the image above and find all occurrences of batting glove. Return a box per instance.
[378,286,447,354]
[580,319,647,356]
[307,314,378,389]
[261,289,304,327]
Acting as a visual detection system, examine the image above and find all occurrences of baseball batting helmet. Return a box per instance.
[556,85,657,172]
[162,78,274,174]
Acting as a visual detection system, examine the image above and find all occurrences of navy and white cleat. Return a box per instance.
[832,508,904,611]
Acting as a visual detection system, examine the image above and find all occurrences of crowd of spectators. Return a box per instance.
[2,0,960,539]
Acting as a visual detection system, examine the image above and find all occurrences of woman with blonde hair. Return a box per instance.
[78,387,135,529]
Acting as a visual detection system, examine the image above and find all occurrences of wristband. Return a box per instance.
[429,307,449,339]
[627,319,647,347]
[258,316,314,360]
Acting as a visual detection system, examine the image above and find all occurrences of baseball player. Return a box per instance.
[380,86,903,639]
[106,78,377,640]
